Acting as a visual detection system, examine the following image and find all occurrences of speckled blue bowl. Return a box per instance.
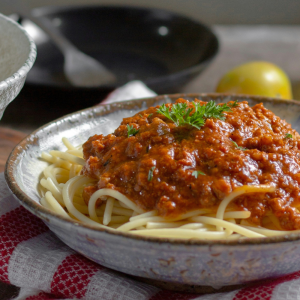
[6,94,300,290]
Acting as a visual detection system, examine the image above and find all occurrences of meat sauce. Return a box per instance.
[81,99,300,230]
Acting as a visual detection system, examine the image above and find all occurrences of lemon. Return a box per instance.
[216,61,293,99]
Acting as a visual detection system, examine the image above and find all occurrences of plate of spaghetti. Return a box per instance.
[6,93,300,289]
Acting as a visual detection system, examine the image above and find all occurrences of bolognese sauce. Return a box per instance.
[81,99,300,230]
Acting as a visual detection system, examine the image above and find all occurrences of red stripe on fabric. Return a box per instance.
[150,290,201,300]
[25,291,64,299]
[51,253,100,298]
[233,270,300,300]
[0,206,48,283]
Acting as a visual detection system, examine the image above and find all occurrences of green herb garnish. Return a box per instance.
[148,166,156,181]
[156,100,237,129]
[232,141,247,151]
[285,133,293,139]
[139,114,143,118]
[192,171,206,178]
[127,124,139,137]
[148,113,153,118]
[229,100,239,108]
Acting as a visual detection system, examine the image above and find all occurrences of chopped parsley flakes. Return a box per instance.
[192,171,206,178]
[232,141,247,151]
[148,166,156,181]
[285,133,293,139]
[127,124,139,137]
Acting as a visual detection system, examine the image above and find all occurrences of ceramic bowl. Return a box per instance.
[5,94,300,289]
[0,13,36,119]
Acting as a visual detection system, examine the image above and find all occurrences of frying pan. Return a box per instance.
[20,5,219,94]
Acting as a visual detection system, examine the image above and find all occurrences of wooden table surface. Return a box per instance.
[0,127,27,173]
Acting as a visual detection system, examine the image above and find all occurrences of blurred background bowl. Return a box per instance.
[20,5,218,94]
[0,13,36,120]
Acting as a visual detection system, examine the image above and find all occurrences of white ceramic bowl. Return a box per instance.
[6,94,300,291]
[0,13,36,119]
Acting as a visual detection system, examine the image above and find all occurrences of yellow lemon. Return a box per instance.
[216,61,293,99]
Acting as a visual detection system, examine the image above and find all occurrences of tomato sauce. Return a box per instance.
[81,99,300,230]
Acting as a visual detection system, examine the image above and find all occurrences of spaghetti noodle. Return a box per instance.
[39,99,300,239]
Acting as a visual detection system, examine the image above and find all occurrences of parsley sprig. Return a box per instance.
[157,100,238,129]
[127,124,139,137]
[285,133,293,139]
[192,171,206,178]
[148,166,156,181]
[232,141,247,151]
[229,100,238,108]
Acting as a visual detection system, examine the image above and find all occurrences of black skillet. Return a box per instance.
[1,6,218,129]
[22,5,219,94]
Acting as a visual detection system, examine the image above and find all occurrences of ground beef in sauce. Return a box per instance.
[81,99,300,230]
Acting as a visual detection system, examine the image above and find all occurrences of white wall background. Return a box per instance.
[1,0,300,24]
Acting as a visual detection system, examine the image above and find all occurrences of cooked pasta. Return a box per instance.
[39,99,300,239]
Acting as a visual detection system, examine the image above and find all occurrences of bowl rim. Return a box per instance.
[0,13,37,91]
[25,5,218,89]
[5,93,300,247]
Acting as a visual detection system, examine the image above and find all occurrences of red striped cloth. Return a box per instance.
[2,174,300,300]
[2,81,300,299]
